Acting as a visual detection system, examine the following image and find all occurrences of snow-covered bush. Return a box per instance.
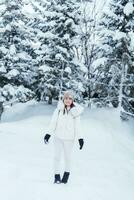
[0,84,34,104]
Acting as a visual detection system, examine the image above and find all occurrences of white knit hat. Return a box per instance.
[63,90,74,100]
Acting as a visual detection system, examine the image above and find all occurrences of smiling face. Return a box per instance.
[63,96,73,107]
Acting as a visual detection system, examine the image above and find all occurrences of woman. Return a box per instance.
[44,90,84,184]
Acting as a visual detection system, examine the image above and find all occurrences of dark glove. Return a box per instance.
[44,134,51,144]
[78,138,84,150]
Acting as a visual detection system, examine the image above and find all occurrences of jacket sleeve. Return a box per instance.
[46,108,59,135]
[74,115,84,140]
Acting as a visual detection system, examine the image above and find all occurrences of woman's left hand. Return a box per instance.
[78,138,84,150]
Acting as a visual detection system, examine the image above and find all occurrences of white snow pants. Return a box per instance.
[53,136,74,174]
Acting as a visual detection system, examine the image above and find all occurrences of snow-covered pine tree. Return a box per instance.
[120,1,134,120]
[33,0,83,103]
[0,0,36,103]
[93,0,133,107]
[26,0,53,102]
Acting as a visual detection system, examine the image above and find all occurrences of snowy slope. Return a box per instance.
[0,100,134,200]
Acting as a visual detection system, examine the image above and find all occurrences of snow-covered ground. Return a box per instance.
[0,100,134,200]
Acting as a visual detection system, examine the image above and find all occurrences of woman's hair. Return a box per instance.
[63,101,75,115]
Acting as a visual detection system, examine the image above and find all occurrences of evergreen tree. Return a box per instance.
[94,0,134,112]
[33,0,83,103]
[93,0,133,107]
[0,0,36,103]
[120,1,134,120]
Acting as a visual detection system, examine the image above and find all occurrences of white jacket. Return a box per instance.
[46,101,84,140]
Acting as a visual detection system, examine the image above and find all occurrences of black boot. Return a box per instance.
[54,174,61,184]
[61,172,70,184]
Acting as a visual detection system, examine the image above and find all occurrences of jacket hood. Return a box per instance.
[57,100,84,117]
[70,102,84,117]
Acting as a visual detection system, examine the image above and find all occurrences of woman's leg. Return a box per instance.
[53,137,63,174]
[61,140,74,183]
[63,140,74,172]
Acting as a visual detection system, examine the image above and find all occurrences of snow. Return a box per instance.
[0,97,5,102]
[44,11,63,18]
[0,27,6,33]
[72,57,87,71]
[65,19,74,26]
[5,24,11,31]
[65,66,72,74]
[113,31,127,40]
[129,31,134,49]
[78,82,85,92]
[17,52,31,60]
[55,53,65,61]
[2,84,16,97]
[124,2,134,16]
[6,69,20,79]
[22,4,36,18]
[63,34,70,40]
[1,84,33,103]
[10,44,16,55]
[21,39,31,46]
[100,29,114,37]
[30,41,41,49]
[0,65,7,73]
[38,31,56,39]
[57,45,68,55]
[0,4,6,12]
[81,65,88,73]
[103,8,118,20]
[29,0,48,13]
[92,57,107,68]
[39,65,51,72]
[0,46,8,54]
[0,101,134,200]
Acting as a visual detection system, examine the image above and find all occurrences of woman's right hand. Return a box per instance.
[44,134,51,144]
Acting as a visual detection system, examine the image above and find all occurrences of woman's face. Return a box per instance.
[64,96,73,107]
